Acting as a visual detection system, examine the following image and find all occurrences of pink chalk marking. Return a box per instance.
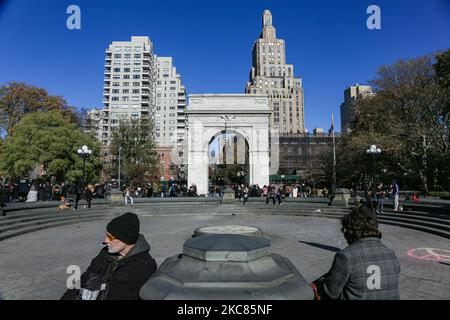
[407,248,450,262]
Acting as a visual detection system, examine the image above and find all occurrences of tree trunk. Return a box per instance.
[448,130,450,197]
[420,135,429,194]
[418,169,428,194]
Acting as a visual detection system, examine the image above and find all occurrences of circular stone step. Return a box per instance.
[194,225,263,238]
[184,234,270,262]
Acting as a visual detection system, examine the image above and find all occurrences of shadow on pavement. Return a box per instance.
[298,240,341,253]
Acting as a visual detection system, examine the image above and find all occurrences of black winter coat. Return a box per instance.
[84,188,94,201]
[61,234,157,300]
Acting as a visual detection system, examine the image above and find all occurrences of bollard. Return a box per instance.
[108,188,124,206]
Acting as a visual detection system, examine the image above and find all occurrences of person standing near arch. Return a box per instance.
[390,180,400,211]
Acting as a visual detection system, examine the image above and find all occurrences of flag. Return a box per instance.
[329,112,335,134]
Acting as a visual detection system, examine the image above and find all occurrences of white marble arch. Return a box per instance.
[186,94,271,196]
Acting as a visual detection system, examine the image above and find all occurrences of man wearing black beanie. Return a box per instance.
[61,212,157,300]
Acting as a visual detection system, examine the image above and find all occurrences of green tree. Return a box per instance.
[433,49,450,195]
[0,137,3,177]
[109,115,159,186]
[0,111,101,184]
[335,52,449,194]
[76,107,95,131]
[0,82,78,136]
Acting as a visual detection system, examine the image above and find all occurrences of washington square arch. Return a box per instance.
[185,94,272,196]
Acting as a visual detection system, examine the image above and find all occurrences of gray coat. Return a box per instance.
[319,237,401,300]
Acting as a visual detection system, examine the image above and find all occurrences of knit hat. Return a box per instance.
[106,212,140,245]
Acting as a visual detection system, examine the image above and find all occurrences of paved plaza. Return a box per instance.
[0,206,449,300]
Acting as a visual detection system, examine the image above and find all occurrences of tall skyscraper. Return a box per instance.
[246,10,305,134]
[90,36,188,179]
[340,83,374,133]
[101,36,157,147]
[155,56,186,147]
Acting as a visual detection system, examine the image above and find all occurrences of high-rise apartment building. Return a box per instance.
[246,10,305,134]
[87,36,188,179]
[340,84,374,133]
[155,56,186,147]
[101,36,157,147]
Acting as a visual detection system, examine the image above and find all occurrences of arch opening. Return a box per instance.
[208,129,249,188]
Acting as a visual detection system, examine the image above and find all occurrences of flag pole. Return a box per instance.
[331,112,337,193]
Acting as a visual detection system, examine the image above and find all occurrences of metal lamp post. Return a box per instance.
[109,146,125,206]
[118,147,123,189]
[366,145,381,210]
[77,145,92,199]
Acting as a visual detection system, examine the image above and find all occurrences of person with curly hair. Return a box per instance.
[311,206,401,300]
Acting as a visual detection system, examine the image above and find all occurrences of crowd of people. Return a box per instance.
[116,182,199,200]
[208,180,325,201]
[115,182,201,199]
[0,181,109,204]
[365,179,402,214]
[0,180,199,203]
[0,177,413,215]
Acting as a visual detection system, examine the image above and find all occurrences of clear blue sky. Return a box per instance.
[0,0,449,132]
